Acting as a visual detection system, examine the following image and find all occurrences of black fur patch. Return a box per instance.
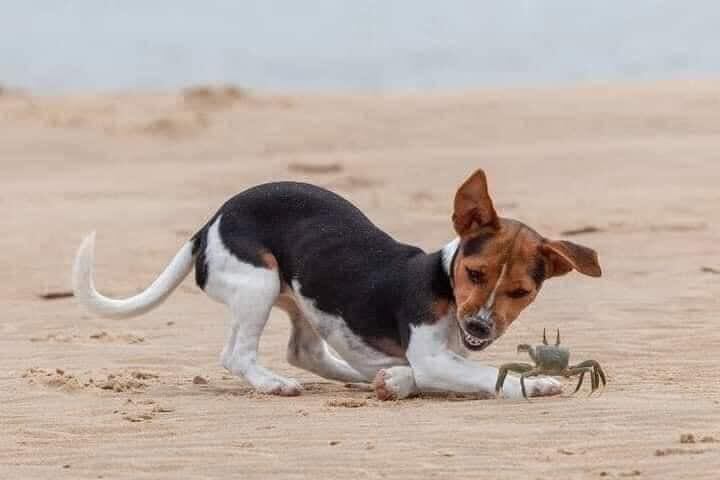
[191,230,209,289]
[429,250,454,300]
[192,182,455,354]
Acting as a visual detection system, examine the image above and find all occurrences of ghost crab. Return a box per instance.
[495,329,606,399]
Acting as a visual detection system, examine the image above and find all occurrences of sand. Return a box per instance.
[1,81,719,479]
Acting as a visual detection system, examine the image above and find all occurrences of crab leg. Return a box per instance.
[565,366,594,394]
[519,369,541,400]
[495,363,534,396]
[571,360,607,390]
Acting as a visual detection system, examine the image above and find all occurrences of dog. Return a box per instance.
[72,169,601,400]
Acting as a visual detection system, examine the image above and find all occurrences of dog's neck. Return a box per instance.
[440,237,460,288]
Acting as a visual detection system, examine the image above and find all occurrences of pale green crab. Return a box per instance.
[495,329,606,399]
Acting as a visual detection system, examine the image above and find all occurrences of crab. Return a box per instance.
[495,329,606,399]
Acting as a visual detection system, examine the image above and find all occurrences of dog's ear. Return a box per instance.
[452,169,499,236]
[541,240,602,278]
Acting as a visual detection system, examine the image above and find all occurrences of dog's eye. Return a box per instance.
[507,288,531,299]
[465,268,486,285]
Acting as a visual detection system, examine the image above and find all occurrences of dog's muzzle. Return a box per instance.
[459,308,496,350]
[460,262,508,350]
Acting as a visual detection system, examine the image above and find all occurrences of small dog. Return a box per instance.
[73,169,601,400]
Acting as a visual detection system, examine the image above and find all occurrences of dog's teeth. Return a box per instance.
[464,332,484,346]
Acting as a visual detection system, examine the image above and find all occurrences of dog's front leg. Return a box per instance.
[377,319,561,400]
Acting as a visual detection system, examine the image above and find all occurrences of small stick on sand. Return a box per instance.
[38,290,74,300]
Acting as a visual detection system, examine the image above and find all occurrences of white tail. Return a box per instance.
[72,232,196,319]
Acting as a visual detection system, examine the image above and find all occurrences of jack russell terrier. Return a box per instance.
[73,169,601,400]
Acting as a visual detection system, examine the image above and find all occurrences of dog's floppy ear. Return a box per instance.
[452,169,499,236]
[541,240,602,278]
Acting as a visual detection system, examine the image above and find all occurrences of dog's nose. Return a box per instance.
[465,319,492,338]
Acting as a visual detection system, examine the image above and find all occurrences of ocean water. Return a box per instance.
[2,0,720,92]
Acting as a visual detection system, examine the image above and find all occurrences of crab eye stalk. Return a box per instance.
[542,328,548,345]
[556,329,561,346]
[465,267,486,285]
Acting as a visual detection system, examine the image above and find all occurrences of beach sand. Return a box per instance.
[1,81,719,479]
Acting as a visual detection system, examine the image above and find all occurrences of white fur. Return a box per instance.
[441,237,460,279]
[477,262,507,323]
[400,315,562,399]
[72,231,194,319]
[291,280,407,378]
[278,293,367,383]
[204,216,301,395]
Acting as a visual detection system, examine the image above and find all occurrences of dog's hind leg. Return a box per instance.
[278,294,368,384]
[223,291,301,396]
[204,218,301,396]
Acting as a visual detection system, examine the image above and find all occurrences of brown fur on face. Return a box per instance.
[450,170,602,343]
[453,222,544,335]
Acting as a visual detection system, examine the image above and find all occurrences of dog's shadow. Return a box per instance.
[161,380,374,399]
[155,380,492,402]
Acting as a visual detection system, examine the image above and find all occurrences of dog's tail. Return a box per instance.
[72,232,197,319]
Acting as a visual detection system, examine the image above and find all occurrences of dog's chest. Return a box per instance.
[290,281,407,376]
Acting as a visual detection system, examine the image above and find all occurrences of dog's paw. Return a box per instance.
[500,376,562,400]
[373,367,416,401]
[373,369,396,400]
[256,377,303,397]
[528,376,563,397]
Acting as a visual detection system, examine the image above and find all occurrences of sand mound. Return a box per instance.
[182,85,249,110]
[325,398,370,408]
[29,333,80,343]
[23,368,161,393]
[99,371,159,392]
[138,112,209,138]
[22,368,84,392]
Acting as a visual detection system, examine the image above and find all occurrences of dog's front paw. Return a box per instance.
[528,376,563,397]
[500,376,562,400]
[373,367,416,401]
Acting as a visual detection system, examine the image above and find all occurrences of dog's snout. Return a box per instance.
[465,319,492,338]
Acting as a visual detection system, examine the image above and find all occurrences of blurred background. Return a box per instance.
[2,0,720,92]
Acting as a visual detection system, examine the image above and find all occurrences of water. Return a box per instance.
[1,0,719,92]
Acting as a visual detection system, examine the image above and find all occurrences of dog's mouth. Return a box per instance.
[458,323,493,351]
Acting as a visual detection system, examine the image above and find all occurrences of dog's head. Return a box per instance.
[448,169,602,351]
